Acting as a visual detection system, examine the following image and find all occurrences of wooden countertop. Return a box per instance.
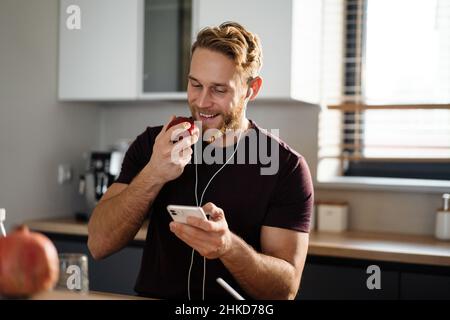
[30,289,151,300]
[25,218,450,267]
[25,217,148,241]
[307,231,450,267]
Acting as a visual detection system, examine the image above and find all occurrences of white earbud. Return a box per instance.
[246,88,253,100]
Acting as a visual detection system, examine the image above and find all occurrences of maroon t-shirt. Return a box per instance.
[116,120,313,299]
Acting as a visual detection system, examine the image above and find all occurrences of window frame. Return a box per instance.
[339,0,450,181]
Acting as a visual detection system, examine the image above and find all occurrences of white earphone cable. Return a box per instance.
[188,129,243,300]
[187,248,195,300]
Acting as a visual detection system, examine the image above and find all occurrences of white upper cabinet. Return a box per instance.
[195,0,322,103]
[59,0,192,101]
[59,0,321,103]
[59,0,143,100]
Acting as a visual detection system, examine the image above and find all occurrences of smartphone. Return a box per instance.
[166,205,208,224]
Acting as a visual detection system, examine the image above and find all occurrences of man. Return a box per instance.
[88,22,313,300]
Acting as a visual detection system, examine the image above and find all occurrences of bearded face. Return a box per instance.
[187,48,250,142]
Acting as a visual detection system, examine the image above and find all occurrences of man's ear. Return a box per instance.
[247,76,262,101]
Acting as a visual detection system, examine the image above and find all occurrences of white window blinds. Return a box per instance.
[318,0,450,179]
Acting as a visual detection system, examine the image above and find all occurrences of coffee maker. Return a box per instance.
[77,150,124,221]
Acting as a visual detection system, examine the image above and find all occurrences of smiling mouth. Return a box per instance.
[199,112,219,119]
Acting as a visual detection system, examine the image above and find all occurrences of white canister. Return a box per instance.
[317,202,349,232]
[435,194,450,240]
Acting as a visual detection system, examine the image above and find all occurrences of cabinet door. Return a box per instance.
[401,272,450,300]
[297,262,399,300]
[59,0,143,100]
[142,0,192,94]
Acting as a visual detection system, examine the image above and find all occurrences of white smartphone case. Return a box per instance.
[166,205,207,224]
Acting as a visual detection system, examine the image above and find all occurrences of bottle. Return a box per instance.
[435,194,450,240]
[0,208,6,237]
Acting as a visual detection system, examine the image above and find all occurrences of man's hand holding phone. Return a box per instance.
[169,202,234,260]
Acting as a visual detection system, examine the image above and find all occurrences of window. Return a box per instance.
[318,0,450,181]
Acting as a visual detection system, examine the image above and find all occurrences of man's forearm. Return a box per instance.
[220,234,299,300]
[88,164,164,259]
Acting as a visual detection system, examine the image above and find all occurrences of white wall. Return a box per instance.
[315,188,443,235]
[0,0,100,231]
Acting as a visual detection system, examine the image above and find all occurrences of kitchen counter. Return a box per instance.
[30,289,151,300]
[25,217,450,267]
[25,217,148,241]
[307,230,450,267]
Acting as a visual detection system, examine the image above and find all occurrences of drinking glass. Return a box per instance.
[56,253,89,293]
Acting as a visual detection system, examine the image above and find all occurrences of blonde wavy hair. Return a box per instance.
[191,22,263,82]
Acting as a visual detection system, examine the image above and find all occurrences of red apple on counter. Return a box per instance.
[0,225,59,297]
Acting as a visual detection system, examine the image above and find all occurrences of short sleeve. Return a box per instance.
[115,127,160,184]
[263,154,314,233]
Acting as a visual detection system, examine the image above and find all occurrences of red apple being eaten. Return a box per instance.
[166,116,196,142]
[0,225,59,297]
